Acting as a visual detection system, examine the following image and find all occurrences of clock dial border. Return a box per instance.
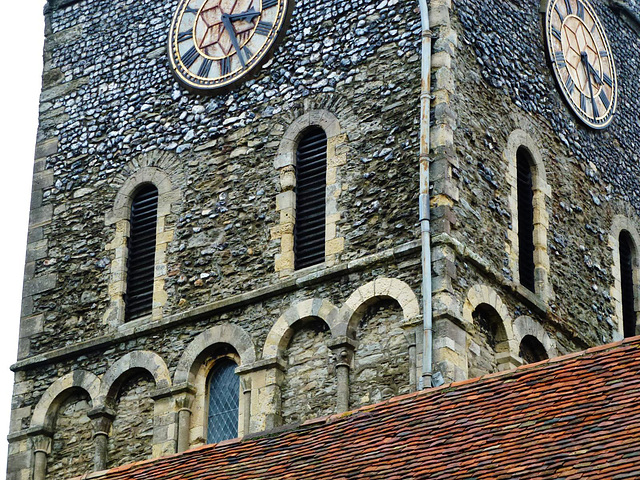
[168,0,294,93]
[545,0,618,129]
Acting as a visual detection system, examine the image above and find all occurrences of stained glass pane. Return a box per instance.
[207,359,239,444]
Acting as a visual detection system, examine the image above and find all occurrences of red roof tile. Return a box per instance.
[84,337,640,480]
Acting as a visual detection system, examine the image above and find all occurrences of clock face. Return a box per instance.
[168,0,292,93]
[545,0,617,129]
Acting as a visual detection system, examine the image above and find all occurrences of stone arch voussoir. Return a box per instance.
[99,351,171,403]
[263,298,340,359]
[30,370,101,432]
[513,315,557,358]
[336,278,420,339]
[174,323,257,386]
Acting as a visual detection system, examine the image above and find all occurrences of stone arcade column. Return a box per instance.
[401,319,422,390]
[236,358,286,431]
[239,376,252,436]
[88,407,115,471]
[172,385,196,454]
[329,338,356,413]
[29,430,52,480]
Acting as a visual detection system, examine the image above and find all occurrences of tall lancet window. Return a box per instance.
[125,184,158,321]
[620,231,637,338]
[294,127,327,270]
[207,358,240,444]
[517,148,535,293]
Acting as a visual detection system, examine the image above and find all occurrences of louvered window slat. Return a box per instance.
[295,127,327,270]
[620,232,636,338]
[517,150,535,293]
[125,184,158,321]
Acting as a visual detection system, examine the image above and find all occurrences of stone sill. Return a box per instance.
[12,240,421,372]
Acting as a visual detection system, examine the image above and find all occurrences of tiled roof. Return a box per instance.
[86,337,640,480]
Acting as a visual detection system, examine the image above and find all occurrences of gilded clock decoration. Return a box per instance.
[545,0,617,129]
[168,0,293,93]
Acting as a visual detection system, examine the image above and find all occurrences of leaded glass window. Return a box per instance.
[620,231,637,338]
[517,148,535,293]
[207,359,239,444]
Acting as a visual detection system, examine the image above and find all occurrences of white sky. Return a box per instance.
[0,0,46,475]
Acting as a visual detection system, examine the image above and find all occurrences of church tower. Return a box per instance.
[7,0,640,478]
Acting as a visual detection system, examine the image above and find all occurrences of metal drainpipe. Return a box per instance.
[418,0,433,389]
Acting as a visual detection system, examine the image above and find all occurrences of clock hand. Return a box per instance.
[581,52,598,120]
[221,13,247,67]
[226,8,260,23]
[587,62,602,85]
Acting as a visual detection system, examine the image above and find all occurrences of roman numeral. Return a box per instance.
[554,5,565,22]
[555,51,566,68]
[177,30,193,43]
[221,57,231,75]
[599,90,610,110]
[552,26,562,42]
[262,0,278,8]
[580,93,586,112]
[182,46,200,68]
[591,98,599,118]
[603,72,613,87]
[576,1,585,19]
[243,45,252,60]
[185,5,198,14]
[564,0,572,15]
[599,50,609,58]
[198,58,213,77]
[565,75,575,94]
[255,21,273,36]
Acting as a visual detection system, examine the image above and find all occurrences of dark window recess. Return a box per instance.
[620,231,636,338]
[125,184,158,321]
[207,359,239,444]
[517,149,535,293]
[519,335,549,364]
[294,127,327,270]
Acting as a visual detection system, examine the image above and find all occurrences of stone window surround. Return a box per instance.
[272,109,347,277]
[504,129,552,303]
[104,166,180,329]
[609,215,640,340]
[512,315,558,360]
[463,284,521,373]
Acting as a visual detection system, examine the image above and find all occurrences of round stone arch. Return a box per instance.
[99,350,172,403]
[262,298,339,359]
[504,129,552,301]
[336,278,421,339]
[103,158,183,328]
[30,370,101,432]
[609,214,640,339]
[513,315,558,360]
[174,323,257,386]
[463,284,517,358]
[272,109,346,276]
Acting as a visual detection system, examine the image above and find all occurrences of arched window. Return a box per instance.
[125,184,158,321]
[207,358,240,444]
[620,231,637,338]
[519,335,549,364]
[294,127,327,270]
[517,148,535,293]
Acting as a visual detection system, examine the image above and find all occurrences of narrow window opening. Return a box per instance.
[620,231,637,338]
[519,335,549,364]
[207,358,239,444]
[517,148,535,293]
[125,184,158,321]
[294,127,327,270]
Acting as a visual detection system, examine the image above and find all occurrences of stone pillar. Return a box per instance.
[236,358,286,431]
[329,338,356,413]
[88,407,115,472]
[402,319,422,390]
[30,432,52,480]
[171,385,195,454]
[240,377,252,436]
